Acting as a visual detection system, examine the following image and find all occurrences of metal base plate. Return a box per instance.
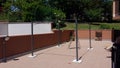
[87,48,93,50]
[72,59,82,63]
[56,45,61,47]
[28,55,36,58]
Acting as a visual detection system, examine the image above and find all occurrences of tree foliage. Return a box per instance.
[3,0,65,22]
[48,0,112,22]
[2,0,112,22]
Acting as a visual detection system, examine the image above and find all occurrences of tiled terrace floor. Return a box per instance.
[0,39,112,68]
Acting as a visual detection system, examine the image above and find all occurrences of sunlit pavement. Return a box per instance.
[0,39,112,68]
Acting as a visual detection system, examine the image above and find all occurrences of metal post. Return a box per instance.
[89,22,92,48]
[31,22,34,56]
[88,22,93,50]
[72,16,82,63]
[28,6,37,58]
[2,38,6,62]
[75,17,79,61]
[2,36,10,62]
[58,23,61,47]
[28,22,36,58]
[55,14,61,47]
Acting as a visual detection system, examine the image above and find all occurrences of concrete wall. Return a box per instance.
[0,22,53,36]
[8,23,53,36]
[0,23,8,37]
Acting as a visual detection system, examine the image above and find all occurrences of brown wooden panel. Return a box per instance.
[0,30,73,59]
[0,37,3,59]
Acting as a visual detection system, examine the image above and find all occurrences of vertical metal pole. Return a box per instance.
[58,23,61,47]
[75,17,79,61]
[31,22,34,56]
[2,38,6,62]
[89,22,92,48]
[2,36,9,62]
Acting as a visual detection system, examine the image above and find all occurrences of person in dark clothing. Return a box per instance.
[112,36,120,68]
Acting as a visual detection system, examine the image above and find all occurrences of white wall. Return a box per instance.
[0,23,8,37]
[0,22,53,36]
[33,23,52,34]
[8,23,31,36]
